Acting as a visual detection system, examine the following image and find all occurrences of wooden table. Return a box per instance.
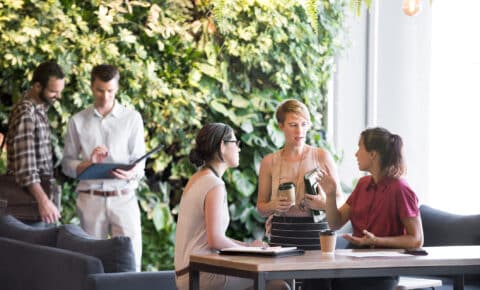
[189,246,480,290]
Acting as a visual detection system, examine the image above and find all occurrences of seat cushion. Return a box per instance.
[420,205,480,246]
[0,214,58,246]
[87,271,178,290]
[57,224,135,273]
[0,237,104,290]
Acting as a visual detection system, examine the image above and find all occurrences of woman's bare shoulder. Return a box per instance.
[183,170,220,195]
[260,151,277,166]
[311,146,330,161]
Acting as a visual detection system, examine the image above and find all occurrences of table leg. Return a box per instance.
[189,268,200,290]
[254,272,266,290]
[453,274,464,290]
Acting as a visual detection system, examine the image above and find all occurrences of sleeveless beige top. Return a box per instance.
[174,174,227,289]
[271,145,324,217]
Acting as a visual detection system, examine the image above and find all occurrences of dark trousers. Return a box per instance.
[22,220,57,228]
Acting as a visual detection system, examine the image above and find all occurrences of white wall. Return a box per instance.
[333,0,432,201]
[332,7,368,190]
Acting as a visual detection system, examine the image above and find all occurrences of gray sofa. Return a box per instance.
[417,204,480,289]
[0,215,177,290]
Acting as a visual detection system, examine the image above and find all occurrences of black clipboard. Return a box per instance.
[219,247,305,257]
[77,144,163,180]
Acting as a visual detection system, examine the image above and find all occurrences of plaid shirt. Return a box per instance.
[6,97,53,186]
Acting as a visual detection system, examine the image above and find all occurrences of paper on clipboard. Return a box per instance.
[336,251,412,258]
[77,144,163,180]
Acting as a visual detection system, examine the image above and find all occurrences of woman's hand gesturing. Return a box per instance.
[317,168,337,197]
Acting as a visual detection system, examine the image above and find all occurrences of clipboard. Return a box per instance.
[77,144,163,180]
[219,246,305,257]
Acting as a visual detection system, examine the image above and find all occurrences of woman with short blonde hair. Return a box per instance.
[257,99,343,251]
[275,99,310,124]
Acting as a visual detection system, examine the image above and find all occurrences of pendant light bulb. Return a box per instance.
[402,0,422,16]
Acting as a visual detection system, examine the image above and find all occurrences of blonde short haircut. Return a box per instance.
[275,99,310,124]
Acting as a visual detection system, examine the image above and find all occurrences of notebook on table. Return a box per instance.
[77,144,163,180]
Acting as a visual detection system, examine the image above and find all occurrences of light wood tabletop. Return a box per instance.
[189,246,480,290]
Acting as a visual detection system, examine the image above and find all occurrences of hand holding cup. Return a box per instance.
[274,182,295,212]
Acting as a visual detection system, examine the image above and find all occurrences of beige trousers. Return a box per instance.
[76,191,142,271]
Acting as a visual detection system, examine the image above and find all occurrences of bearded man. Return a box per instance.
[6,61,65,226]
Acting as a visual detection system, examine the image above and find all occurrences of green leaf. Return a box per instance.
[232,169,255,197]
[152,204,166,231]
[210,100,229,117]
[267,118,285,148]
[240,119,254,134]
[152,203,173,231]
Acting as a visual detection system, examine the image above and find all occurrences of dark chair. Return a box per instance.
[0,214,177,290]
[398,205,480,290]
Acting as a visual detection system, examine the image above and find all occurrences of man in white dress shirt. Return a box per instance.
[62,64,145,271]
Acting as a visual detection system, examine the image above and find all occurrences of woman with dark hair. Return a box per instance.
[174,123,289,290]
[312,127,424,290]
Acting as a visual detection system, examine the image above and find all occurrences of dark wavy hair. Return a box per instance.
[361,127,406,178]
[31,61,64,89]
[91,64,120,84]
[189,123,234,167]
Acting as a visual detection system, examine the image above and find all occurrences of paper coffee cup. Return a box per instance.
[320,229,336,254]
[278,182,296,205]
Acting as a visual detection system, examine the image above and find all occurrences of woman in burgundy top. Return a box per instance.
[312,127,424,290]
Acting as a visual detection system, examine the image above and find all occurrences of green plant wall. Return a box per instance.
[0,0,345,270]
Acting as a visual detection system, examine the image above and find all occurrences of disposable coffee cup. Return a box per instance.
[278,182,295,205]
[320,229,336,255]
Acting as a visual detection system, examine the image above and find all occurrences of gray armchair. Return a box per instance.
[0,214,177,290]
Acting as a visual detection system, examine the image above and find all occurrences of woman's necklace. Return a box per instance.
[279,146,306,210]
[205,164,220,178]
